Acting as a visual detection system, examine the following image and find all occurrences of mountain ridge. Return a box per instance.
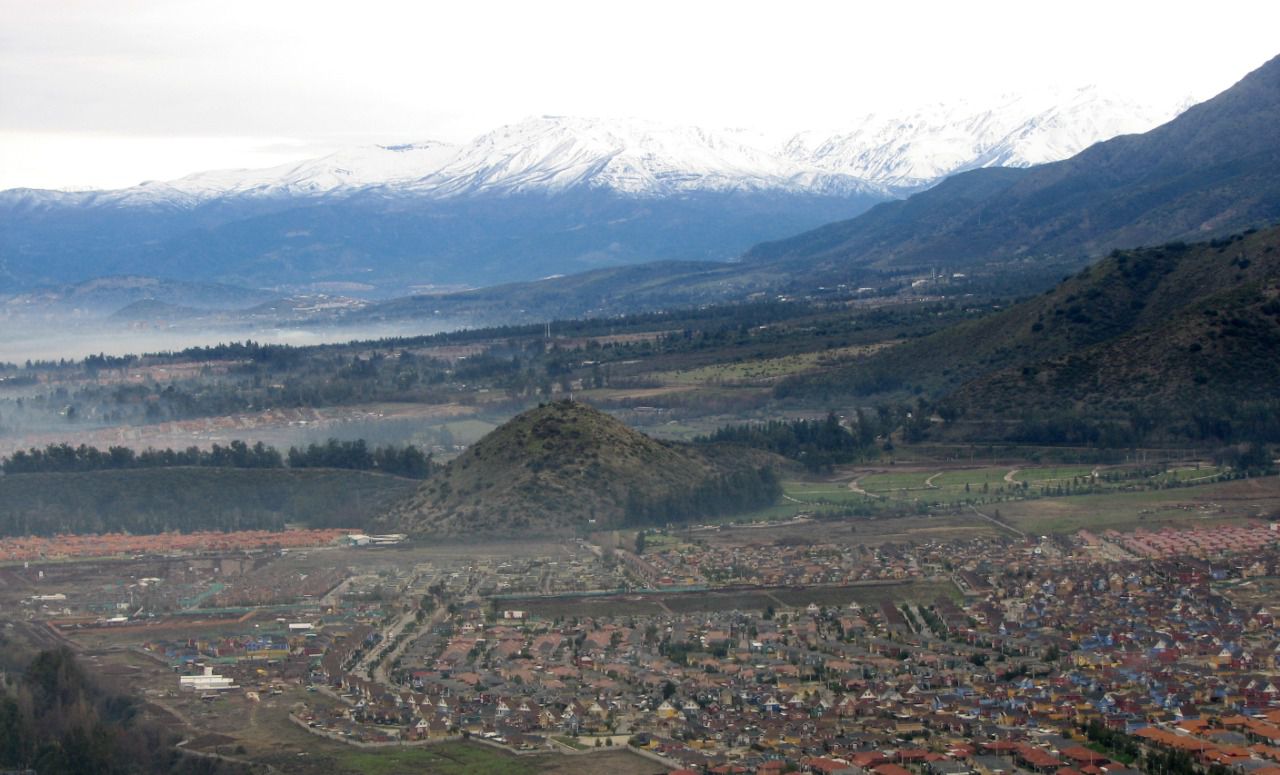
[3,89,1178,206]
[746,53,1280,274]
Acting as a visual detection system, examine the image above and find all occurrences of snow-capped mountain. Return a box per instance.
[1,141,463,210]
[0,89,1196,296]
[783,87,1185,191]
[1,89,1183,210]
[400,116,881,198]
[3,118,883,210]
[160,141,463,201]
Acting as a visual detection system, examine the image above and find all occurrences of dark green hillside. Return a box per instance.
[784,226,1280,399]
[780,226,1280,444]
[746,53,1280,276]
[378,400,782,537]
[0,467,417,536]
[951,262,1280,443]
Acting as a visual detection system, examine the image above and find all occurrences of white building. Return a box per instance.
[179,666,237,691]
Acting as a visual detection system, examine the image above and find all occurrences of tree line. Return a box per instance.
[2,439,436,479]
[623,466,781,525]
[696,412,882,472]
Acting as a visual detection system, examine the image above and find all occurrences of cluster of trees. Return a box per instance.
[287,439,435,478]
[623,466,781,525]
[697,413,878,471]
[2,439,435,479]
[1010,412,1145,448]
[0,645,244,774]
[0,464,416,537]
[2,441,281,474]
[1081,720,1140,765]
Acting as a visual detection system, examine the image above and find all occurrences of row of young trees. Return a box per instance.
[1,439,436,479]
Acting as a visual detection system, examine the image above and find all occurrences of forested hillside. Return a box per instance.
[779,226,1280,447]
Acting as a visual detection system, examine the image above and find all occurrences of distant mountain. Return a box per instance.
[779,225,1280,445]
[783,86,1183,192]
[378,400,781,537]
[748,54,1280,278]
[0,93,1177,294]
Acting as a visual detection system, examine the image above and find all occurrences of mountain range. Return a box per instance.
[0,89,1178,296]
[389,53,1279,327]
[747,55,1280,276]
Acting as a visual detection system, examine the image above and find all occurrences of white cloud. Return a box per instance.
[1,0,1277,189]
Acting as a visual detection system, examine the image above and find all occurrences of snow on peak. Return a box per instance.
[402,115,879,198]
[160,140,463,199]
[1,90,1193,208]
[783,87,1187,191]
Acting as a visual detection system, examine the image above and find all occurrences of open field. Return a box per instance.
[709,469,1280,544]
[329,745,542,775]
[930,466,1017,490]
[1010,465,1097,484]
[649,342,898,387]
[1149,465,1226,484]
[998,476,1280,534]
[857,469,939,493]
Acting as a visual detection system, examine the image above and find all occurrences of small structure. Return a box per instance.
[179,665,237,692]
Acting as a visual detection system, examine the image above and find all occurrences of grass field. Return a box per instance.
[857,470,937,493]
[1011,465,1097,484]
[929,466,1014,491]
[784,481,872,504]
[334,744,540,775]
[650,343,895,387]
[1149,465,1225,484]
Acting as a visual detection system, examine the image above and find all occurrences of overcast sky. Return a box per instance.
[2,0,1277,190]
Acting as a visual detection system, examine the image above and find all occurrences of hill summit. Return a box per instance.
[379,401,780,537]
